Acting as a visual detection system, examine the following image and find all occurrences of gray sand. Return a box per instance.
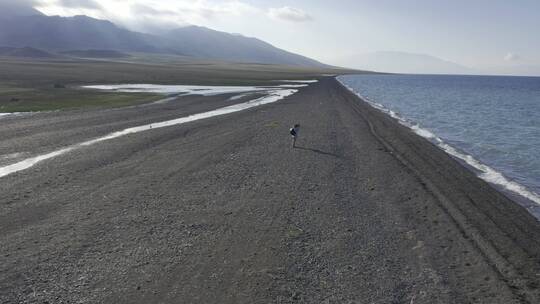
[1,78,539,303]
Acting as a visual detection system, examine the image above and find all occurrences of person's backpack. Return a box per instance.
[290,128,297,136]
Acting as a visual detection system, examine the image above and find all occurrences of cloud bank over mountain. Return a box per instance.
[0,3,327,67]
[0,0,43,16]
[31,0,314,33]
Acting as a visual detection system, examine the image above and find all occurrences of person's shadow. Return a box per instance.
[294,146,340,158]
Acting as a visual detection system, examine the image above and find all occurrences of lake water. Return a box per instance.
[338,74,540,218]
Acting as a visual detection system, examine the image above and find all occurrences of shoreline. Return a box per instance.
[1,77,539,303]
[333,77,540,302]
[337,76,540,219]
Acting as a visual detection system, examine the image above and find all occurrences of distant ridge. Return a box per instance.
[340,51,476,75]
[61,49,131,58]
[0,46,55,58]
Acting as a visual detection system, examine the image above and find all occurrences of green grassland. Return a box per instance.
[0,55,361,112]
[0,86,161,112]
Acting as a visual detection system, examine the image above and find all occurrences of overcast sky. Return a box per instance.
[28,0,540,75]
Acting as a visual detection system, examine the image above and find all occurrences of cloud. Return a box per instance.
[504,52,521,61]
[123,4,189,33]
[130,4,179,18]
[268,6,312,22]
[35,0,105,17]
[34,0,264,30]
[0,0,44,16]
[178,1,259,20]
[57,0,101,9]
[122,1,259,33]
[32,0,263,33]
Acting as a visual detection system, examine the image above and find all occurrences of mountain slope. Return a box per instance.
[0,15,164,53]
[0,14,326,67]
[163,26,326,67]
[60,49,132,58]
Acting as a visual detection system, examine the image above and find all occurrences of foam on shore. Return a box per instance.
[338,78,540,206]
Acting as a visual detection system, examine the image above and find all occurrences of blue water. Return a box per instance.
[338,74,540,218]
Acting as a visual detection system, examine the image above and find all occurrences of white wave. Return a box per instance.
[438,142,540,204]
[338,78,540,206]
[0,89,298,178]
[410,125,438,140]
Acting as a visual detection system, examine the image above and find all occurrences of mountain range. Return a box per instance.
[337,51,476,75]
[0,12,326,67]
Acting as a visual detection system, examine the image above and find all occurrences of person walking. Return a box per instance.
[289,124,300,148]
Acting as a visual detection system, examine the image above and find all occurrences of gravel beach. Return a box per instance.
[1,77,539,303]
